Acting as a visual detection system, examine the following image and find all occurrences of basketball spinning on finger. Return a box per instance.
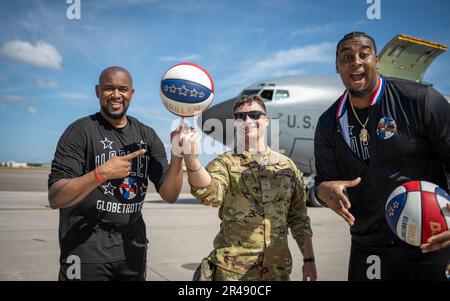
[160,62,215,117]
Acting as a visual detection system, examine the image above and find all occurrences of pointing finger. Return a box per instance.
[124,149,146,161]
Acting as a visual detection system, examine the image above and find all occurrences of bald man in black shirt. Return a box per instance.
[49,66,184,281]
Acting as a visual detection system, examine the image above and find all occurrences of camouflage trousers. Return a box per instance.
[214,265,290,281]
[193,257,291,281]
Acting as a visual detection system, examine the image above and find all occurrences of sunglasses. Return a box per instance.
[234,110,266,121]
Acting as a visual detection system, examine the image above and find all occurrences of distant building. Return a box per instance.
[5,161,28,168]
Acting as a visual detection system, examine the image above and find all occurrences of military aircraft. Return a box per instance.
[198,35,449,206]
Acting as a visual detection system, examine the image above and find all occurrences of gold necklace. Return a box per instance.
[349,98,369,143]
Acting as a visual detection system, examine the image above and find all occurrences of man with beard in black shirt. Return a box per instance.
[314,32,450,280]
[49,66,184,281]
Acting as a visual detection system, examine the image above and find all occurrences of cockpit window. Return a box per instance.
[240,89,260,97]
[274,90,289,101]
[260,89,274,101]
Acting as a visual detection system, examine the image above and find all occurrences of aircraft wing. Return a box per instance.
[378,34,447,83]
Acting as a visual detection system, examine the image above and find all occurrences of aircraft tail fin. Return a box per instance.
[378,34,447,83]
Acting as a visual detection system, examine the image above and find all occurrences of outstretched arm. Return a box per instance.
[158,154,184,203]
[179,128,212,188]
[157,127,185,203]
[49,149,146,209]
[180,128,228,207]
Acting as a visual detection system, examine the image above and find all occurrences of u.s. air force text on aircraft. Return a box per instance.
[286,114,313,129]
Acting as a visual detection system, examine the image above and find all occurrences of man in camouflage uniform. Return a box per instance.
[178,95,317,281]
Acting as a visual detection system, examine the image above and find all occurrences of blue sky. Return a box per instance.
[0,0,449,164]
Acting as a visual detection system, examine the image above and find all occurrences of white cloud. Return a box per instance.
[1,95,38,115]
[129,107,173,123]
[271,68,308,77]
[36,79,59,89]
[289,20,368,38]
[159,54,201,62]
[0,40,62,70]
[14,7,100,68]
[248,42,334,75]
[55,92,91,101]
[290,24,338,37]
[221,42,335,93]
[1,95,25,104]
[27,106,39,116]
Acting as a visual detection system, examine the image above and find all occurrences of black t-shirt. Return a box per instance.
[347,105,370,164]
[316,78,450,246]
[48,112,169,263]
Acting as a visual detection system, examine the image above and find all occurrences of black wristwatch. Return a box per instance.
[303,257,315,263]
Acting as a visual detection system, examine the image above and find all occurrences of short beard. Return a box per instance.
[348,88,371,98]
[348,77,378,98]
[100,104,128,120]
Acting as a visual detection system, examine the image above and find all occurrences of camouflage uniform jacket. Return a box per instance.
[191,148,313,275]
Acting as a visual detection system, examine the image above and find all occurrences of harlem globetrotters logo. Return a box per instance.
[119,177,138,200]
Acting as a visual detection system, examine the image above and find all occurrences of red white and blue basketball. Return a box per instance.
[385,181,450,246]
[160,62,214,117]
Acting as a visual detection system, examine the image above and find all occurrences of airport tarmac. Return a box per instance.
[0,168,351,281]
